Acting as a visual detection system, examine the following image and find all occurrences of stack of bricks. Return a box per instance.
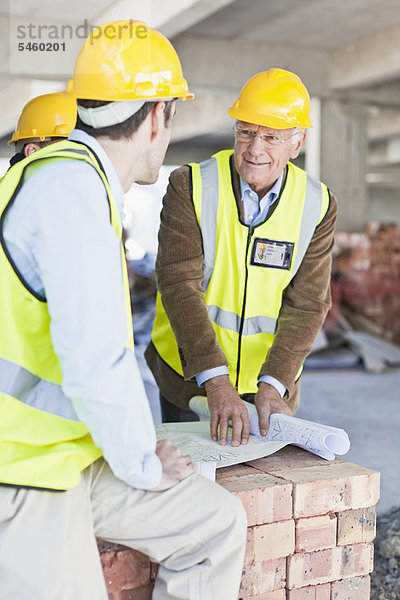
[99,446,380,599]
[334,222,400,344]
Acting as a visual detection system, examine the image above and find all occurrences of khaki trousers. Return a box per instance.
[0,459,247,600]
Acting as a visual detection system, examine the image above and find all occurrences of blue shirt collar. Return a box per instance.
[69,129,125,221]
[240,169,284,205]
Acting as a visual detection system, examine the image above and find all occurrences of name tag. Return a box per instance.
[250,237,294,270]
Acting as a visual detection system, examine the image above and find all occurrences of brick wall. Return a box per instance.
[99,446,380,600]
[333,222,400,344]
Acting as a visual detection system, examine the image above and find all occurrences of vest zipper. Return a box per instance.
[235,225,254,389]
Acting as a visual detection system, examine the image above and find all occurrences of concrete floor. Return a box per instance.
[298,368,400,515]
[136,343,399,515]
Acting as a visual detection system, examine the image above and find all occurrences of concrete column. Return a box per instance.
[320,99,368,232]
[305,96,322,181]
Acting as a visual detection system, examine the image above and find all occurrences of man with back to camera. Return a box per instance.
[146,68,337,447]
[8,91,77,167]
[0,21,247,599]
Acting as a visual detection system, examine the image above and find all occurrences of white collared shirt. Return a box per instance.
[3,129,162,490]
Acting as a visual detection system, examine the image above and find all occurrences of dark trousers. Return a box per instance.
[159,394,199,423]
[159,393,256,423]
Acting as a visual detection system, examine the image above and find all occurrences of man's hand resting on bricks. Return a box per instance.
[205,374,251,447]
[150,439,197,492]
[254,381,293,437]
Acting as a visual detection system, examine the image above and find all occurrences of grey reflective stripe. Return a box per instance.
[0,357,79,421]
[198,157,219,292]
[207,305,277,336]
[292,173,323,277]
[243,314,277,336]
[53,148,91,158]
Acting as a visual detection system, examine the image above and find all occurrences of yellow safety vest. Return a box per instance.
[0,140,133,490]
[151,149,330,395]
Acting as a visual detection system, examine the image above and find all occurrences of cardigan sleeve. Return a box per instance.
[155,165,228,380]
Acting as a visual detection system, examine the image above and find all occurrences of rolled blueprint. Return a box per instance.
[189,396,350,460]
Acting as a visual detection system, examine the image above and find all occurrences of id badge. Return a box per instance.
[250,237,294,270]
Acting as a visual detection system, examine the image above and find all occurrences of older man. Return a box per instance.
[146,68,337,447]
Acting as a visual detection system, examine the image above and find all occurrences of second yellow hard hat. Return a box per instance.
[228,68,312,130]
[9,92,77,144]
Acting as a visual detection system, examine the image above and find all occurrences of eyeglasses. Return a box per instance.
[234,124,301,147]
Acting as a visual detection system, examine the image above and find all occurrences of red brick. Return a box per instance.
[275,462,379,518]
[217,464,262,479]
[330,575,370,599]
[287,547,341,589]
[239,590,286,600]
[287,544,373,589]
[218,472,292,526]
[101,549,150,592]
[248,451,380,517]
[250,520,295,561]
[295,514,337,553]
[340,543,374,579]
[245,528,255,565]
[286,583,330,599]
[337,508,376,545]
[239,558,286,596]
[247,446,341,473]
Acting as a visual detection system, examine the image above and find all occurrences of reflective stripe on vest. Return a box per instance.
[197,157,219,292]
[0,357,78,421]
[207,305,278,336]
[292,173,325,277]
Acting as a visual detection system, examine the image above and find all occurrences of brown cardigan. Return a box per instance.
[145,158,338,412]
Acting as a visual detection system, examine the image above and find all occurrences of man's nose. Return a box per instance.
[247,134,266,155]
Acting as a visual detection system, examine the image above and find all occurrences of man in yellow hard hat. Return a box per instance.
[8,91,77,166]
[0,21,246,599]
[146,68,337,446]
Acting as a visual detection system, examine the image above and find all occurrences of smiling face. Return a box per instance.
[233,121,306,198]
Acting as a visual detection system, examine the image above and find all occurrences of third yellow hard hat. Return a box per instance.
[9,92,77,144]
[67,20,193,102]
[228,68,312,130]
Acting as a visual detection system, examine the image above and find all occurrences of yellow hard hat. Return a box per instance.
[67,20,193,102]
[228,68,312,130]
[9,92,77,144]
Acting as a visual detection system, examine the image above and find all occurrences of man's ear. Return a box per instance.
[150,102,167,139]
[290,131,307,160]
[24,142,42,157]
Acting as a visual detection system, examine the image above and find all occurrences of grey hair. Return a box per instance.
[292,127,307,146]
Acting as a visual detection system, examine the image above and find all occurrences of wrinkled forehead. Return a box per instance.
[237,120,296,135]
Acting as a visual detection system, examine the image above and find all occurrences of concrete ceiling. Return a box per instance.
[8,0,109,20]
[185,0,400,48]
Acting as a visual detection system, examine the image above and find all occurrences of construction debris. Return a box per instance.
[334,222,400,346]
[371,505,400,600]
[306,223,400,373]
